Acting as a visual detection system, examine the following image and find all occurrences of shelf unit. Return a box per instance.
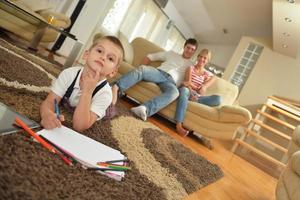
[232,96,300,170]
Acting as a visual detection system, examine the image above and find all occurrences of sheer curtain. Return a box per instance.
[82,0,186,54]
[119,0,185,52]
[101,0,133,35]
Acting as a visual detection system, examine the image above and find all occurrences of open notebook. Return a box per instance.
[37,126,126,181]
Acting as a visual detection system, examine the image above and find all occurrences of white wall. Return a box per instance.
[163,1,194,39]
[223,36,300,107]
[57,0,112,57]
[195,43,236,69]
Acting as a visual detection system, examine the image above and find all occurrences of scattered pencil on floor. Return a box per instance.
[97,162,131,171]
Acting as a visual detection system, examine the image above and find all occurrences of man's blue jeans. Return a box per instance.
[116,65,179,116]
[175,87,221,122]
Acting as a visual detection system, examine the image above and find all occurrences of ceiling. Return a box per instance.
[171,0,300,58]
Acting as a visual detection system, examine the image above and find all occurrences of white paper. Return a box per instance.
[37,126,126,179]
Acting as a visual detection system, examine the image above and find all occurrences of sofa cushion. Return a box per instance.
[119,32,134,64]
[207,77,238,106]
[131,37,164,67]
[15,0,54,12]
[291,151,300,176]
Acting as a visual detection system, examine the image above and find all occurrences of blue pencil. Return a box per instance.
[54,99,60,119]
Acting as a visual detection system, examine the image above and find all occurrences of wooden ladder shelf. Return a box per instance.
[232,96,300,170]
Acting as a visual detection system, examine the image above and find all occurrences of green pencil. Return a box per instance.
[88,167,127,172]
[97,162,131,170]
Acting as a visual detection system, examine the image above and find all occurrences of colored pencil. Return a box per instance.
[97,162,131,170]
[54,99,60,119]
[15,117,73,166]
[87,167,127,172]
[40,135,77,164]
[104,159,129,164]
[15,117,54,152]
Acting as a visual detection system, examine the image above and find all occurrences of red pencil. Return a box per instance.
[15,117,73,166]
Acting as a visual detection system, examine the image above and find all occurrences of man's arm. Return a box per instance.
[143,51,168,65]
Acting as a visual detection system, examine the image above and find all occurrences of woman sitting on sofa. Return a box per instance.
[175,49,221,137]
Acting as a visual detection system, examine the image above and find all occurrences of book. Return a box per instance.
[37,125,126,181]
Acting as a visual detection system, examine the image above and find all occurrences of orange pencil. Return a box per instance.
[15,117,54,152]
[15,117,73,166]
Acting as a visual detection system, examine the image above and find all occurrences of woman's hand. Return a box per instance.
[198,86,207,95]
[183,81,190,87]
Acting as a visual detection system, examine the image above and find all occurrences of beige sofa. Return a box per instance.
[276,125,300,200]
[0,0,71,43]
[112,37,252,140]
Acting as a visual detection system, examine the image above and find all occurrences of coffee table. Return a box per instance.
[0,0,83,67]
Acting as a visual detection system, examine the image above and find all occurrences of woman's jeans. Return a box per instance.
[175,87,221,123]
[116,65,179,116]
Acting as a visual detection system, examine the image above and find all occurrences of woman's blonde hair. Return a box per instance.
[198,48,211,62]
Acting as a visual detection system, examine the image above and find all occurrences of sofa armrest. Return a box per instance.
[219,105,252,123]
[288,126,300,158]
[187,103,251,124]
[291,151,300,176]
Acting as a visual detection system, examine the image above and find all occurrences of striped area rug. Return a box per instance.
[0,39,223,200]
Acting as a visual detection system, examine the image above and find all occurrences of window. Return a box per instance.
[101,0,133,35]
[230,43,263,92]
[109,0,186,52]
[164,24,185,54]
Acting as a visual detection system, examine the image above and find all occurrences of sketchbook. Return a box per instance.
[37,126,126,181]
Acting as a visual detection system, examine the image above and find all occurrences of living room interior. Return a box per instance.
[0,0,300,199]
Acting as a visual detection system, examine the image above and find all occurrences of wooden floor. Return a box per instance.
[120,98,277,200]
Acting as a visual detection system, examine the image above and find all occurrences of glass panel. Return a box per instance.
[251,53,259,61]
[240,58,248,66]
[255,46,264,54]
[230,43,263,93]
[248,43,256,51]
[247,61,255,68]
[244,51,252,58]
[236,66,245,73]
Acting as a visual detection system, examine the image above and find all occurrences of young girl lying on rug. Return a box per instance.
[40,35,124,131]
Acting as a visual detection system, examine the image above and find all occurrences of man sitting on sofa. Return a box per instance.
[112,38,198,121]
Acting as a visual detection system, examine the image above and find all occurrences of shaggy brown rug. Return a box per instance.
[0,39,223,200]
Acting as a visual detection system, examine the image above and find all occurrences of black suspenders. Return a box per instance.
[61,69,108,105]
